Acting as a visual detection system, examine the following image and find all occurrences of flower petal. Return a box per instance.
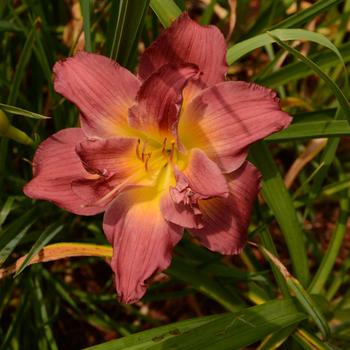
[139,12,227,85]
[160,148,228,229]
[189,162,261,255]
[73,136,159,207]
[178,81,292,172]
[160,193,203,229]
[54,51,140,138]
[76,137,139,178]
[103,188,183,303]
[71,177,116,208]
[129,63,200,142]
[181,148,228,197]
[23,128,105,215]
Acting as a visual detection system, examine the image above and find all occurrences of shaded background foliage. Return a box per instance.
[1,0,350,349]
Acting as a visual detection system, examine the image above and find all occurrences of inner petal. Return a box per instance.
[160,148,228,229]
[73,135,185,208]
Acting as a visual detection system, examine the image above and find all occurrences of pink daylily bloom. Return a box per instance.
[24,13,292,303]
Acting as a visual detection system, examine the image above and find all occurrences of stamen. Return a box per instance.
[136,139,141,159]
[144,153,152,171]
[162,137,167,156]
[141,141,148,162]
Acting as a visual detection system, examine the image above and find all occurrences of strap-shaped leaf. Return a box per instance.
[150,0,181,27]
[268,33,350,123]
[85,299,306,350]
[0,103,49,119]
[227,28,344,66]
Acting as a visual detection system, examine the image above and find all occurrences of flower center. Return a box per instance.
[82,137,186,209]
[135,136,179,174]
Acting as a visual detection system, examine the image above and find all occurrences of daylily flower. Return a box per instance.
[24,13,292,303]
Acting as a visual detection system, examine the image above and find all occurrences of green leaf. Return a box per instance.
[14,223,64,277]
[259,325,295,350]
[259,228,290,297]
[31,270,59,350]
[84,314,222,350]
[0,102,49,119]
[0,208,37,266]
[293,328,338,350]
[107,0,150,68]
[7,20,36,105]
[258,246,331,340]
[257,42,350,88]
[0,20,21,32]
[0,291,29,350]
[150,0,181,27]
[85,299,306,350]
[268,32,350,123]
[250,142,310,286]
[266,119,350,142]
[0,196,16,228]
[167,257,244,312]
[199,0,218,25]
[227,28,344,65]
[308,185,350,294]
[322,177,350,196]
[270,0,343,29]
[0,222,34,267]
[80,0,92,52]
[146,299,306,350]
[290,278,331,340]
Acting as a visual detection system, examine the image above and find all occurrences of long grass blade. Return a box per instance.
[227,28,344,65]
[80,0,92,52]
[150,0,181,27]
[250,142,310,285]
[268,33,350,123]
[14,223,64,277]
[107,0,150,68]
[257,244,331,340]
[0,102,49,119]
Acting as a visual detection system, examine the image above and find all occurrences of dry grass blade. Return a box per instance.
[63,0,85,52]
[0,243,113,279]
[285,138,327,189]
[226,0,237,41]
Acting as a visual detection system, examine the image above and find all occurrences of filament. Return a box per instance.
[161,137,167,156]
[136,139,141,159]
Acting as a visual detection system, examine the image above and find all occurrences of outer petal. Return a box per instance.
[139,13,227,85]
[23,128,105,215]
[54,51,140,138]
[178,81,292,172]
[103,188,183,303]
[129,63,200,141]
[160,148,228,229]
[190,162,261,255]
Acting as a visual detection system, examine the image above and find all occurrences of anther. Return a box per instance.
[136,139,141,159]
[162,137,167,156]
[144,153,151,171]
[141,141,148,162]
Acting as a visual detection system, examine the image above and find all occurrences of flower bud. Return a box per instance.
[0,109,10,135]
[0,109,33,145]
